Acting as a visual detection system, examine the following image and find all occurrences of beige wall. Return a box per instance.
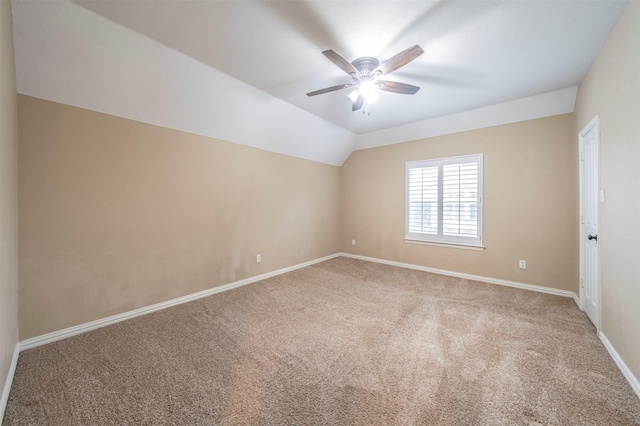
[18,95,341,339]
[342,114,577,292]
[0,0,19,411]
[575,2,640,382]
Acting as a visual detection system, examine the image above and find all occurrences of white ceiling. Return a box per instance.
[10,0,627,165]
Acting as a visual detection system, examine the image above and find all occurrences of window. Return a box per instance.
[406,154,483,247]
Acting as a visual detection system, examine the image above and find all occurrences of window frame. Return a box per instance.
[405,153,484,248]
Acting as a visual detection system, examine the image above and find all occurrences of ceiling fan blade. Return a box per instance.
[322,50,362,78]
[352,95,364,111]
[306,83,354,97]
[374,45,424,76]
[378,80,421,95]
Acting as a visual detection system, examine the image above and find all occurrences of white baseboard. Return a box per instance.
[339,252,578,300]
[0,343,20,422]
[20,253,341,350]
[599,332,640,400]
[572,293,581,308]
[17,252,578,351]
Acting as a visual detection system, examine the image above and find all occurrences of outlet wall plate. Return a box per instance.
[519,260,526,269]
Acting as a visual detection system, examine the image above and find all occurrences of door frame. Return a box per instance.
[578,114,600,330]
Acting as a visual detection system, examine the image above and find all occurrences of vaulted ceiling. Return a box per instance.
[10,0,627,165]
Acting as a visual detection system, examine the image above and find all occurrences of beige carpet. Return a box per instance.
[4,257,640,425]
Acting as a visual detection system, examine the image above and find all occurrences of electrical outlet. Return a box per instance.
[257,254,261,263]
[519,260,526,269]
[352,239,356,246]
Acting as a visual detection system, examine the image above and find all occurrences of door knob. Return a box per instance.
[588,234,598,241]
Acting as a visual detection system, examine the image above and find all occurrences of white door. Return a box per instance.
[579,116,599,328]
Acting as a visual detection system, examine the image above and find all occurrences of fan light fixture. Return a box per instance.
[358,81,379,104]
[347,89,359,103]
[347,82,379,104]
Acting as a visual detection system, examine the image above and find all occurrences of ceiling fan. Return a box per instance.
[306,45,424,112]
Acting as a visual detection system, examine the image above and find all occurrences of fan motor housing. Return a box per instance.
[351,57,380,75]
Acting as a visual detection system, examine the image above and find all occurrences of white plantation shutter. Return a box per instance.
[442,161,479,238]
[408,166,438,235]
[406,154,482,246]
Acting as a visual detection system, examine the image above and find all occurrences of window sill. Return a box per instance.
[404,239,485,251]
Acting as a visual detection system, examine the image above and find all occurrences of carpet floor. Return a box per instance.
[3,257,640,425]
